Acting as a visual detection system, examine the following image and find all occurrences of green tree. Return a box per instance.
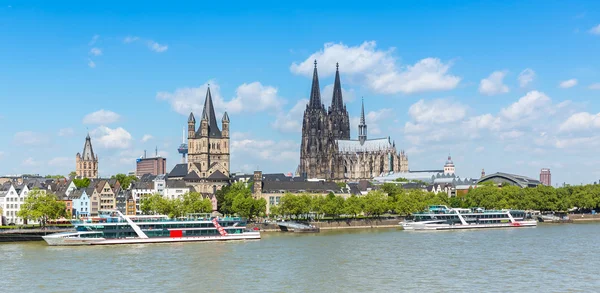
[111,173,138,189]
[217,182,250,215]
[231,193,266,220]
[140,193,172,216]
[45,175,65,179]
[362,190,389,217]
[323,193,345,218]
[17,189,67,227]
[68,171,77,179]
[179,192,213,215]
[73,178,91,188]
[343,195,363,218]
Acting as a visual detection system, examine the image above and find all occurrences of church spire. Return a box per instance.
[331,62,344,111]
[358,98,367,145]
[308,60,322,109]
[200,85,222,138]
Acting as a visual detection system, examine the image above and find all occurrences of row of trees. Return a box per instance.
[140,192,213,218]
[216,182,266,219]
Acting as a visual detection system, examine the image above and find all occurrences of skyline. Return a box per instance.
[1,1,600,184]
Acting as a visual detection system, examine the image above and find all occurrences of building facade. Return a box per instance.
[184,87,231,195]
[540,168,551,186]
[297,62,408,181]
[75,134,99,178]
[136,156,167,177]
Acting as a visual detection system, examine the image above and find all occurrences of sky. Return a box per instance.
[1,1,600,185]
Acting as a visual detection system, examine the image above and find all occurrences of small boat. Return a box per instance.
[400,205,537,231]
[43,210,260,246]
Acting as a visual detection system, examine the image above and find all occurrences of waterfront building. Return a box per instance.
[477,172,541,188]
[540,168,551,186]
[75,134,99,179]
[164,180,192,200]
[251,171,350,215]
[136,155,167,177]
[116,189,129,214]
[125,192,136,215]
[297,62,408,181]
[131,181,154,214]
[87,187,99,216]
[69,189,90,218]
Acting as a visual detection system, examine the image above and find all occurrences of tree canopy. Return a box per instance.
[111,173,138,189]
[17,189,67,226]
[141,192,213,218]
[73,178,91,188]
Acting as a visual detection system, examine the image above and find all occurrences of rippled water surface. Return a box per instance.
[1,223,599,292]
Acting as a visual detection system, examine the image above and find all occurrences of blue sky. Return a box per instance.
[1,1,600,185]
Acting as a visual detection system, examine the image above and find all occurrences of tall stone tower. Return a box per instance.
[299,60,329,179]
[328,63,350,141]
[186,86,231,194]
[75,133,99,178]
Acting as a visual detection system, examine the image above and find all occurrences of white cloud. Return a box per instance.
[559,79,578,88]
[13,131,46,145]
[588,83,600,90]
[90,47,102,56]
[123,36,140,43]
[589,24,600,35]
[479,70,509,95]
[157,81,284,116]
[89,35,99,46]
[48,157,71,167]
[408,99,467,125]
[88,59,96,68]
[518,68,535,88]
[290,41,460,94]
[58,128,74,137]
[475,146,485,153]
[22,157,39,166]
[465,114,502,131]
[148,41,168,53]
[272,99,307,133]
[500,90,551,121]
[559,112,600,132]
[232,138,298,163]
[83,109,120,124]
[91,126,132,149]
[141,134,153,142]
[499,130,525,140]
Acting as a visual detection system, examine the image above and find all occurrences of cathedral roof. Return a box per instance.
[198,86,222,138]
[308,60,322,109]
[81,133,96,161]
[336,138,392,153]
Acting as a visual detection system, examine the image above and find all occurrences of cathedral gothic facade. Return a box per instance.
[298,61,409,181]
[185,87,231,194]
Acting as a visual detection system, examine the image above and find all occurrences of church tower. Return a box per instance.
[358,99,367,145]
[299,60,328,179]
[75,133,98,178]
[186,86,231,194]
[328,63,350,140]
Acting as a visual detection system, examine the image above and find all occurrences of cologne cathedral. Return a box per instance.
[297,61,409,181]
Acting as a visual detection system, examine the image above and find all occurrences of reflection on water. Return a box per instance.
[1,224,599,292]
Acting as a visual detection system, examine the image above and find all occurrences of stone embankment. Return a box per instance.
[570,214,600,222]
[249,218,403,232]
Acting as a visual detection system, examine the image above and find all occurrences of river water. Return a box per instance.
[1,223,599,292]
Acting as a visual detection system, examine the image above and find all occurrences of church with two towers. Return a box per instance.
[297,61,409,181]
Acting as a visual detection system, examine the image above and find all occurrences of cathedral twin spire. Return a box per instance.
[308,60,346,112]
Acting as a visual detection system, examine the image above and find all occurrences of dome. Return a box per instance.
[445,155,454,166]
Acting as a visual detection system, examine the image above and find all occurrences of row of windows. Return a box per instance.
[269,196,281,206]
[5,197,24,202]
[4,204,21,209]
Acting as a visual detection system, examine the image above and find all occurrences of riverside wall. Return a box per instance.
[249,218,404,232]
[569,214,600,222]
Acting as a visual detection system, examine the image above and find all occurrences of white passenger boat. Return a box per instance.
[43,211,260,246]
[400,205,537,231]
